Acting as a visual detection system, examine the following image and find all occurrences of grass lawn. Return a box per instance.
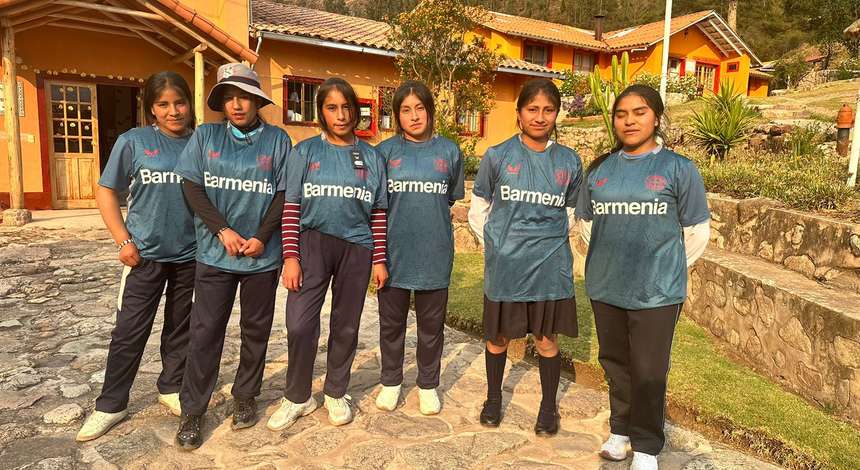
[448,252,860,470]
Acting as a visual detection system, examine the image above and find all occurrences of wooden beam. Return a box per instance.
[14,17,58,33]
[194,44,206,126]
[135,0,240,63]
[11,5,78,26]
[708,19,743,56]
[93,4,195,68]
[46,13,153,32]
[2,18,25,210]
[54,0,166,21]
[696,23,729,57]
[104,0,189,50]
[48,22,140,38]
[1,0,53,17]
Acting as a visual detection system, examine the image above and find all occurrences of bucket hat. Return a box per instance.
[207,63,273,112]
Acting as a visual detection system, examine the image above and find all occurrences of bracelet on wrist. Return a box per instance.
[117,238,134,250]
[216,226,230,238]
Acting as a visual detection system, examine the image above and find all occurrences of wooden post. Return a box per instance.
[847,85,860,187]
[658,0,673,103]
[2,18,31,226]
[193,44,206,126]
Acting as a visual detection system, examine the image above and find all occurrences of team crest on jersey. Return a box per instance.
[389,159,402,169]
[595,177,608,188]
[355,168,368,180]
[143,148,159,158]
[555,169,571,187]
[434,158,448,173]
[645,175,668,191]
[257,155,273,171]
[308,161,321,172]
[506,163,521,175]
[208,150,221,159]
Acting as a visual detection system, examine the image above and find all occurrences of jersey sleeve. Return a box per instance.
[98,133,133,193]
[173,129,206,185]
[472,148,496,201]
[284,144,308,204]
[574,172,593,220]
[676,160,710,227]
[276,132,292,192]
[449,147,466,203]
[565,153,584,208]
[372,150,389,210]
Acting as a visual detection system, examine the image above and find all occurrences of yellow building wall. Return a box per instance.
[181,0,250,48]
[551,45,574,72]
[0,25,217,205]
[748,78,769,97]
[255,40,525,155]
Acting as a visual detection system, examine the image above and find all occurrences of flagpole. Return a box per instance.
[658,0,673,103]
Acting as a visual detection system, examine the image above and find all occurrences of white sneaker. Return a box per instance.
[75,409,128,442]
[158,393,182,417]
[375,384,401,411]
[324,394,353,426]
[599,433,630,461]
[266,396,318,431]
[418,387,441,415]
[631,451,658,470]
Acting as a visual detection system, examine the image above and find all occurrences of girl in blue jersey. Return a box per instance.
[468,79,583,436]
[77,72,196,442]
[576,85,710,470]
[269,78,388,431]
[374,81,465,415]
[172,63,291,450]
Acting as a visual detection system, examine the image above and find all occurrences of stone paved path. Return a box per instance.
[0,224,785,470]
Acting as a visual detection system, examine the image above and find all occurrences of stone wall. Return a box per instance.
[688,194,860,424]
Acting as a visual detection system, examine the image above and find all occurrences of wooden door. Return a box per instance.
[46,81,100,209]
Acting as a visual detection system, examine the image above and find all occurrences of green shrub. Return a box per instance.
[687,146,857,211]
[835,58,860,81]
[788,123,825,157]
[689,80,760,162]
[772,52,811,89]
[633,73,700,101]
[463,154,480,179]
[559,71,591,97]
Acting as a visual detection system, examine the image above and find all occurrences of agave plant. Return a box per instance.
[689,80,760,163]
[589,52,629,148]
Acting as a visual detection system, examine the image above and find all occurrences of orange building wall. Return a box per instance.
[255,39,527,155]
[0,26,217,206]
[181,0,251,49]
[748,77,769,97]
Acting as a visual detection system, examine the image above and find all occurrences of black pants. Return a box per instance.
[592,300,682,455]
[284,230,372,403]
[377,287,448,389]
[96,259,195,413]
[179,262,279,416]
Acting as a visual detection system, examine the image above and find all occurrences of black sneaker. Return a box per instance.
[479,399,502,427]
[175,414,203,450]
[232,397,258,430]
[534,409,560,436]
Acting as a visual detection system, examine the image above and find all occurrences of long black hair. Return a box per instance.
[392,80,435,136]
[142,71,195,128]
[516,78,562,140]
[316,77,360,135]
[587,84,666,173]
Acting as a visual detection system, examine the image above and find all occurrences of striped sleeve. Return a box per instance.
[371,209,387,265]
[281,202,301,260]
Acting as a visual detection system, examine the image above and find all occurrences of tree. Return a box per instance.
[787,0,860,60]
[387,0,502,141]
[323,0,348,15]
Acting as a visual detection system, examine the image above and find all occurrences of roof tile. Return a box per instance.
[603,10,714,50]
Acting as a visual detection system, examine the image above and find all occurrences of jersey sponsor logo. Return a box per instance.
[434,158,448,173]
[143,148,159,158]
[257,155,273,171]
[506,163,521,175]
[595,177,608,188]
[645,175,668,191]
[500,185,564,207]
[139,168,182,185]
[303,182,372,202]
[208,150,221,159]
[388,179,449,195]
[388,159,402,169]
[555,169,571,187]
[355,168,368,180]
[203,171,274,194]
[308,161,321,172]
[590,198,669,215]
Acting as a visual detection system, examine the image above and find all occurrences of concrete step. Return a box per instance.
[687,247,860,424]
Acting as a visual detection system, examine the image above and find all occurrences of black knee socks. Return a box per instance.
[538,353,561,414]
[485,348,507,402]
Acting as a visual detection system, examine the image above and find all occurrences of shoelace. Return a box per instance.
[329,394,352,411]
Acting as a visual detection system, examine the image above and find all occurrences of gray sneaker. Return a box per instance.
[266,396,318,431]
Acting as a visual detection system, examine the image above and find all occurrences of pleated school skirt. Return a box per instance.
[482,295,578,344]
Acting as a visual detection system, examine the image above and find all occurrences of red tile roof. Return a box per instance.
[478,10,605,51]
[603,10,714,50]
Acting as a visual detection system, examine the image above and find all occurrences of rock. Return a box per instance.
[783,255,816,278]
[754,287,775,328]
[835,336,860,368]
[43,404,84,424]
[95,428,163,467]
[757,242,773,260]
[52,268,75,276]
[397,441,471,469]
[20,456,75,470]
[300,428,346,457]
[0,320,22,329]
[849,234,860,257]
[0,391,43,410]
[453,225,480,253]
[777,317,812,354]
[6,371,42,390]
[450,205,469,223]
[89,369,106,384]
[665,423,713,455]
[365,411,450,438]
[343,439,398,469]
[28,297,52,304]
[745,332,763,357]
[60,384,91,399]
[0,422,37,448]
[704,281,726,308]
